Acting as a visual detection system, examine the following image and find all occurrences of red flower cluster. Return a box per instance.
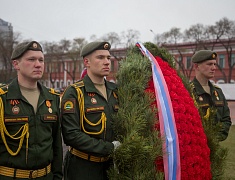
[146,56,211,180]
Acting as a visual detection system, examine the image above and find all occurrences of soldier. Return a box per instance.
[191,50,231,141]
[61,41,120,180]
[0,41,63,179]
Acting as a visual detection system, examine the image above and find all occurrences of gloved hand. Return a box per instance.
[112,141,121,150]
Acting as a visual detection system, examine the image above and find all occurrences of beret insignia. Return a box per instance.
[104,43,109,49]
[33,43,38,48]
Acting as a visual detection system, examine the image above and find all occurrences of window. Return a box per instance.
[178,56,182,63]
[231,54,235,66]
[218,54,225,68]
[186,56,191,69]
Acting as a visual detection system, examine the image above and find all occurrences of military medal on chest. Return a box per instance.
[46,100,52,113]
[88,93,97,104]
[10,99,20,114]
[214,91,219,100]
[199,96,203,101]
[91,98,97,104]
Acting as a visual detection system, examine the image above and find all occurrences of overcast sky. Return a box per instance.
[1,0,234,44]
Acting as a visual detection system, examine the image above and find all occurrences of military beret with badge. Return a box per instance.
[11,41,43,60]
[191,50,217,63]
[80,41,111,58]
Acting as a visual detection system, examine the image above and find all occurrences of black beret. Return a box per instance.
[11,41,43,60]
[80,41,111,57]
[191,50,217,63]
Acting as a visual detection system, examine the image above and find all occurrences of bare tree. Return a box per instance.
[121,29,140,47]
[159,17,235,83]
[212,17,235,83]
[65,38,87,83]
[59,39,71,53]
[90,34,98,41]
[101,32,121,48]
[157,27,194,78]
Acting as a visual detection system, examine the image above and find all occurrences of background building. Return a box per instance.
[0,18,13,39]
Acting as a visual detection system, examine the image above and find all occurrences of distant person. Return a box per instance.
[0,41,63,179]
[61,41,120,180]
[191,50,231,141]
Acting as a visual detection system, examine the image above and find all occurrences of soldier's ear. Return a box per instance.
[12,60,20,70]
[84,57,90,67]
[194,63,199,69]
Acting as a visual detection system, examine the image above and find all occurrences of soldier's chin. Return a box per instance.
[103,72,110,76]
[33,75,43,80]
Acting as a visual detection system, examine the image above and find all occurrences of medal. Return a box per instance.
[214,91,219,100]
[46,100,52,113]
[10,100,20,114]
[48,108,52,113]
[199,96,203,101]
[12,105,20,114]
[91,98,97,104]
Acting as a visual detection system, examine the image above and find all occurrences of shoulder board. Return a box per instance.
[72,80,84,89]
[189,82,195,89]
[0,85,8,95]
[49,88,61,96]
[213,84,221,89]
[0,83,6,87]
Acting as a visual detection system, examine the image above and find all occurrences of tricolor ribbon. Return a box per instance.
[136,42,181,180]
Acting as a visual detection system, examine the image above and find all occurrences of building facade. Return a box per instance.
[41,40,235,90]
[0,18,13,39]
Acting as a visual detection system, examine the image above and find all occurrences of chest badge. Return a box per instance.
[46,100,52,113]
[214,91,219,100]
[12,106,20,114]
[199,96,203,101]
[91,98,97,104]
[10,99,20,114]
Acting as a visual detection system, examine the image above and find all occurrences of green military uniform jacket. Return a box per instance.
[191,78,231,141]
[61,75,118,180]
[0,78,63,180]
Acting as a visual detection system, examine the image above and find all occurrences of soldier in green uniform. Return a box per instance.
[0,41,63,179]
[191,50,231,141]
[61,41,120,180]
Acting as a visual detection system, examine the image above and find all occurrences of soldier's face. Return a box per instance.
[13,50,44,81]
[196,59,217,79]
[85,50,111,78]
